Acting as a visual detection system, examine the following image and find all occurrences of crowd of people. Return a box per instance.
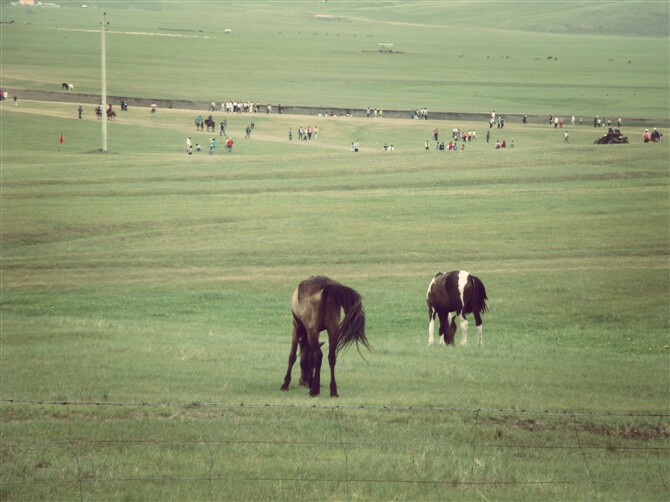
[288,126,318,141]
[67,100,666,155]
[186,135,234,155]
[212,101,281,114]
[410,108,430,120]
[489,111,505,129]
[365,107,383,118]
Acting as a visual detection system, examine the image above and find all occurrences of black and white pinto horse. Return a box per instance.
[281,275,372,397]
[426,271,488,346]
[61,82,74,90]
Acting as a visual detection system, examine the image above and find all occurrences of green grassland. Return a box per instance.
[1,1,669,500]
[1,0,668,117]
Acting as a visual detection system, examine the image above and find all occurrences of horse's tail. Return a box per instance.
[324,284,371,354]
[469,274,489,313]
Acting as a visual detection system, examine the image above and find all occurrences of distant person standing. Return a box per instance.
[564,130,569,143]
[186,137,193,155]
[77,105,83,119]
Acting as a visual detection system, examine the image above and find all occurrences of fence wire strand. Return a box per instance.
[2,398,668,417]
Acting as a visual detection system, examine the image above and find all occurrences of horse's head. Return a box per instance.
[299,343,311,387]
[298,340,324,388]
[444,317,457,345]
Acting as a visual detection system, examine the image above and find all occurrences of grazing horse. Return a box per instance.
[426,270,488,346]
[281,276,371,397]
[61,82,74,90]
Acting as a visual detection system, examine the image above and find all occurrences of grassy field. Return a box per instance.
[1,1,668,117]
[1,1,669,500]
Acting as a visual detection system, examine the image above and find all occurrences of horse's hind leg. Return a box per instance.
[473,310,483,346]
[459,313,469,345]
[328,343,338,397]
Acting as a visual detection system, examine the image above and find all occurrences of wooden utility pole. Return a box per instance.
[101,12,109,152]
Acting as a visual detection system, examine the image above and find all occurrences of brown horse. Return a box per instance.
[281,276,371,397]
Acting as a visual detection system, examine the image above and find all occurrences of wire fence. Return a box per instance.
[2,399,668,500]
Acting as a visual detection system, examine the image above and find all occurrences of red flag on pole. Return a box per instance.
[59,132,64,144]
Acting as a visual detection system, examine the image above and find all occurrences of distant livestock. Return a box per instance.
[426,271,488,346]
[61,82,74,90]
[594,128,628,144]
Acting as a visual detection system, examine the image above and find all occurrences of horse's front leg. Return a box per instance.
[281,338,298,391]
[309,339,323,397]
[428,307,436,346]
[281,326,301,391]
